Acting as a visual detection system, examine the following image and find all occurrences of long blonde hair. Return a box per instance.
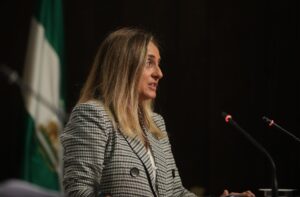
[79,27,164,140]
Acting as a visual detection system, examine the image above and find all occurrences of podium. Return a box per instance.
[0,179,61,197]
[259,188,297,197]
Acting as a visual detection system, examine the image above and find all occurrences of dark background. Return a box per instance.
[0,0,299,196]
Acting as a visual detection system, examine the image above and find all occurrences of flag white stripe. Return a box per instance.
[23,17,61,173]
[24,18,61,126]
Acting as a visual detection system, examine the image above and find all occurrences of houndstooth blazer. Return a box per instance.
[60,101,197,197]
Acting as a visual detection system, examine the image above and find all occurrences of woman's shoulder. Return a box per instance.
[69,99,110,120]
[152,112,164,122]
[74,99,105,111]
[152,112,166,131]
[68,99,114,129]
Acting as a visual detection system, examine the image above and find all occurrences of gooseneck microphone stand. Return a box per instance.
[0,64,68,124]
[222,112,278,197]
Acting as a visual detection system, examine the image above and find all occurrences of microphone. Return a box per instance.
[262,116,300,143]
[0,64,19,84]
[222,112,278,197]
[0,64,68,123]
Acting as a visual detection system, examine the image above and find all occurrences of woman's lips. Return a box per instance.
[148,83,157,90]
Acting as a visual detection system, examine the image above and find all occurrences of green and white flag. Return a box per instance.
[22,0,65,191]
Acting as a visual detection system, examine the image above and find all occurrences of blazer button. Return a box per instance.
[172,169,176,178]
[130,167,139,177]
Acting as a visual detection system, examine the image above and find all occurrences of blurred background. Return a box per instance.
[0,0,299,196]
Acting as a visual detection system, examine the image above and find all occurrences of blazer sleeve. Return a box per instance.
[60,103,109,197]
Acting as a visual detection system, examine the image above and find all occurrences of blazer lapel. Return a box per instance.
[122,134,157,194]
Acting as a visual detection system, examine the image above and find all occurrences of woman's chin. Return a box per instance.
[139,94,156,101]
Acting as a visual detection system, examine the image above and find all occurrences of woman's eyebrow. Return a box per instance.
[147,54,161,63]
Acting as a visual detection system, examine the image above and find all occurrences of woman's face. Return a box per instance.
[138,41,163,101]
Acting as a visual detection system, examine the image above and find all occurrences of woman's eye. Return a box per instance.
[146,61,153,67]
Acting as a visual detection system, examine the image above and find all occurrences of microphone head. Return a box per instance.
[221,112,232,123]
[262,116,274,126]
[0,64,19,83]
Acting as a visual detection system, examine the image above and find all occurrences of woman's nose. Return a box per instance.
[153,65,163,79]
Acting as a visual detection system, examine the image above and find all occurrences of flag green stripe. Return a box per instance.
[22,114,59,190]
[34,0,64,63]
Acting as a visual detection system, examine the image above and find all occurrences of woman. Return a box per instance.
[61,27,254,197]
